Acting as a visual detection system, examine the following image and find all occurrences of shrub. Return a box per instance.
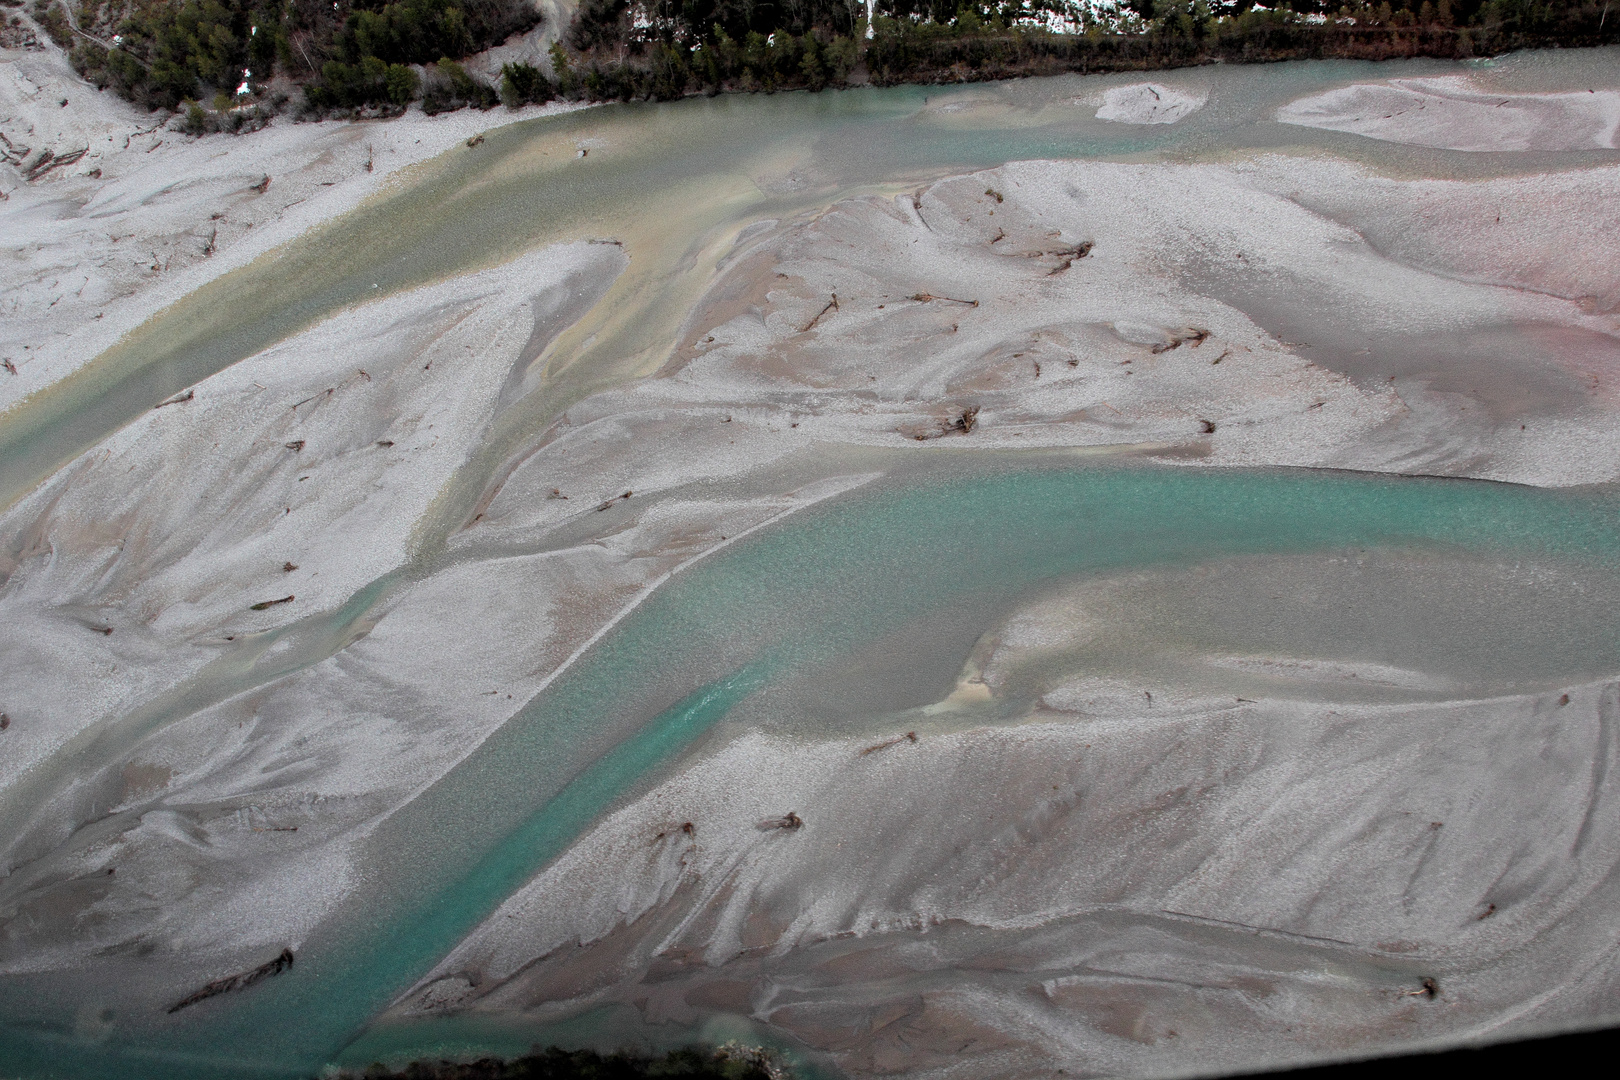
[499,60,552,106]
[385,61,420,104]
[67,0,539,112]
[420,56,498,112]
[31,0,72,46]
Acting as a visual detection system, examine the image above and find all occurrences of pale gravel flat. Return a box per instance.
[1276,75,1620,151]
[1,29,589,413]
[1095,82,1207,125]
[0,240,625,897]
[3,40,1620,1078]
[403,679,1620,1076]
[6,151,1619,1007]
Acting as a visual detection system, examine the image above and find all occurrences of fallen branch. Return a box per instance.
[757,811,804,831]
[167,949,294,1014]
[292,34,317,75]
[249,595,295,611]
[910,293,978,307]
[860,731,918,756]
[289,388,334,410]
[910,191,931,230]
[25,147,88,182]
[800,293,839,333]
[154,390,194,408]
[1009,240,1092,266]
[907,404,981,441]
[1398,977,1439,1000]
[1151,328,1210,354]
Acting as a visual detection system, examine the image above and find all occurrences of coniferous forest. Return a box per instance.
[24,0,1620,122]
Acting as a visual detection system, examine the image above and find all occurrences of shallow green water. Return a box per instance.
[4,461,1619,1077]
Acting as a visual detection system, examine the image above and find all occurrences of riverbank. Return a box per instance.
[0,30,589,415]
[558,16,1620,104]
[6,14,1618,428]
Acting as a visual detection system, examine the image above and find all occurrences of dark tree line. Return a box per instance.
[54,0,536,110]
[32,0,1620,119]
[338,1045,779,1080]
[553,0,1618,101]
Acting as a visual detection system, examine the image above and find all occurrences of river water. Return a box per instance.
[4,49,1616,518]
[7,461,1620,1077]
[3,47,1620,1080]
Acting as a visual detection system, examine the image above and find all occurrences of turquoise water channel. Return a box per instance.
[3,461,1619,1077]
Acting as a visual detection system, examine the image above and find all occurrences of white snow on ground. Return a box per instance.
[1277,75,1620,151]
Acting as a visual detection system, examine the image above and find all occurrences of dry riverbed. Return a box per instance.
[3,32,1620,1079]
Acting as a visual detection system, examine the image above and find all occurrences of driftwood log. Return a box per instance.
[167,948,294,1014]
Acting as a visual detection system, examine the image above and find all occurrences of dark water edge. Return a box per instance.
[333,1045,779,1080]
[1226,1017,1620,1077]
[347,1017,1620,1080]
